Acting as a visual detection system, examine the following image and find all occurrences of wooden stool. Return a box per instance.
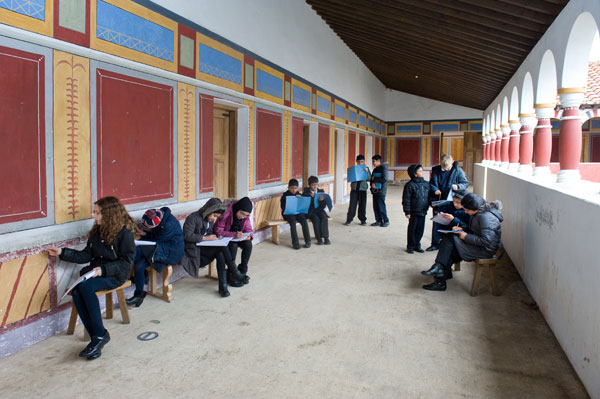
[470,258,501,297]
[147,265,173,302]
[206,259,217,280]
[265,220,287,244]
[67,280,131,340]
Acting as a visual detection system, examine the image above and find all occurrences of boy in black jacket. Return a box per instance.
[303,176,330,245]
[402,164,430,254]
[281,179,311,249]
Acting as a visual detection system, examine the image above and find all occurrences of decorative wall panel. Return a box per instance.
[255,107,282,185]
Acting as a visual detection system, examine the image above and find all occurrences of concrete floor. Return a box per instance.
[0,186,589,398]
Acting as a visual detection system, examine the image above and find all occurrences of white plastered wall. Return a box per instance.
[384,89,483,121]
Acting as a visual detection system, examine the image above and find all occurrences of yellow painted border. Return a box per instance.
[315,90,331,119]
[91,0,177,72]
[582,133,590,162]
[422,136,431,167]
[431,121,460,134]
[333,99,346,123]
[348,106,358,127]
[245,100,255,191]
[0,0,53,36]
[254,60,284,105]
[177,82,197,202]
[283,110,291,182]
[290,78,311,113]
[196,32,244,92]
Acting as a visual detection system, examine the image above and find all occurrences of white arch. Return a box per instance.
[562,12,599,88]
[536,50,558,104]
[495,104,502,129]
[501,97,509,125]
[509,86,519,120]
[521,73,535,114]
[486,114,491,134]
[490,111,496,134]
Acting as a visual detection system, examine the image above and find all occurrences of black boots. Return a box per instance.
[126,290,146,307]
[423,278,447,291]
[79,329,110,360]
[421,263,444,276]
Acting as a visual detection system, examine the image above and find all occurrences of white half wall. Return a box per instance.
[385,89,483,121]
[474,164,600,397]
[152,0,386,117]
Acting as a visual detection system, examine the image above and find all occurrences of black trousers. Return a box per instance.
[407,214,426,250]
[346,190,367,223]
[200,246,236,286]
[309,208,329,242]
[228,239,252,275]
[283,214,311,245]
[434,235,463,280]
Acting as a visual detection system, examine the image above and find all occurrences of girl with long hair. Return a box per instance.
[48,196,136,360]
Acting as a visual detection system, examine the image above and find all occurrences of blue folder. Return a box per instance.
[347,165,368,182]
[314,193,333,211]
[372,172,382,189]
[283,196,311,215]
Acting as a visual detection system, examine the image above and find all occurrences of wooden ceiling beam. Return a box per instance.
[454,0,557,25]
[497,0,567,16]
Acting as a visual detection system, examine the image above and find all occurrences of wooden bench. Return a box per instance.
[265,219,312,245]
[67,280,131,340]
[455,248,504,297]
[146,265,173,302]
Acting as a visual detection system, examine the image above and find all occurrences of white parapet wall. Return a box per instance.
[473,164,600,397]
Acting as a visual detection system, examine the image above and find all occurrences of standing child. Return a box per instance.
[402,164,430,254]
[344,154,371,226]
[370,154,389,227]
[303,176,330,245]
[281,179,311,249]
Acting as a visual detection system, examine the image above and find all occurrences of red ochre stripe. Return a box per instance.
[24,264,48,319]
[39,292,49,313]
[1,257,28,327]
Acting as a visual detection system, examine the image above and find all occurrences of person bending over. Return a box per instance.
[215,197,254,284]
[181,198,247,297]
[421,193,503,291]
[48,196,136,360]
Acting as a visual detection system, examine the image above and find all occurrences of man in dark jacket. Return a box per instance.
[402,164,430,253]
[370,154,389,227]
[427,154,469,251]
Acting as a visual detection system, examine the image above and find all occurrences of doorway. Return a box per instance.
[213,106,237,199]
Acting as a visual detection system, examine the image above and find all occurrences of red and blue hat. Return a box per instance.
[142,209,163,229]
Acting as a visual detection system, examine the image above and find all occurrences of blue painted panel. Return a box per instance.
[551,120,561,130]
[375,122,380,132]
[335,103,345,119]
[317,96,330,115]
[96,0,174,61]
[396,124,422,133]
[292,85,310,108]
[432,123,459,132]
[368,119,374,129]
[348,110,357,124]
[199,44,242,84]
[591,119,600,129]
[359,115,366,126]
[256,69,283,98]
[470,122,482,131]
[0,0,45,20]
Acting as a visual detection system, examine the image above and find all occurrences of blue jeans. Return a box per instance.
[372,194,389,223]
[71,276,119,337]
[133,246,168,292]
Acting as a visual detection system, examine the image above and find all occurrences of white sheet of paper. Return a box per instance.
[196,237,233,246]
[135,240,156,246]
[60,269,97,301]
[437,229,461,234]
[231,232,252,242]
[431,214,452,225]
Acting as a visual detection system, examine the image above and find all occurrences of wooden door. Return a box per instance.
[463,131,482,183]
[213,107,230,199]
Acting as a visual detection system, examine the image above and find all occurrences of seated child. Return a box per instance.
[128,207,184,307]
[433,189,471,233]
[402,164,430,254]
[281,178,311,249]
[181,198,247,297]
[303,176,330,245]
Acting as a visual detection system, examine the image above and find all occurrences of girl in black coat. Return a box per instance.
[402,164,430,253]
[48,196,136,360]
[421,193,503,291]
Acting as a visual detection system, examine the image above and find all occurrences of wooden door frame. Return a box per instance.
[213,104,238,199]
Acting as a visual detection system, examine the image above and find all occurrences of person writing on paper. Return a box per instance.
[127,207,184,307]
[421,193,503,291]
[47,196,136,360]
[426,154,469,251]
[214,197,254,285]
[303,175,330,245]
[402,164,430,253]
[434,189,471,233]
[281,178,311,249]
[181,198,247,297]
[370,154,389,227]
[344,154,371,226]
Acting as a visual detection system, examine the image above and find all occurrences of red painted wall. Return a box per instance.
[348,131,356,167]
[96,69,173,204]
[318,123,330,175]
[256,108,282,185]
[431,137,440,166]
[396,138,421,166]
[291,117,304,179]
[551,135,559,163]
[0,46,47,224]
[359,134,366,157]
[199,94,214,193]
